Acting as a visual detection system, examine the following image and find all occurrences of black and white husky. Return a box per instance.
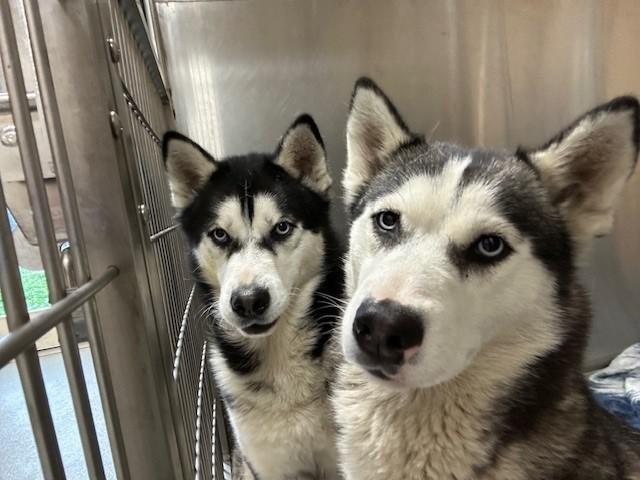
[162,115,343,479]
[333,78,640,479]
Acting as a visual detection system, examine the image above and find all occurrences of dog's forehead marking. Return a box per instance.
[213,194,283,242]
[371,155,516,243]
[252,195,282,237]
[242,178,254,222]
[215,197,245,239]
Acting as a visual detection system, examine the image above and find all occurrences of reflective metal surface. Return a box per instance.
[157,0,640,368]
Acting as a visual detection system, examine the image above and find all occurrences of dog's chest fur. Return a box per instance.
[210,284,338,479]
[335,364,501,480]
[334,362,640,480]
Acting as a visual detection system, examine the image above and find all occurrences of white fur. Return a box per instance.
[165,137,217,209]
[197,194,338,478]
[276,122,332,196]
[342,162,560,390]
[344,86,412,206]
[196,195,323,335]
[211,277,337,479]
[530,107,637,255]
[335,87,639,478]
[336,163,564,479]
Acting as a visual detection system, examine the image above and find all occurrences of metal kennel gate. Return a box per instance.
[0,0,231,478]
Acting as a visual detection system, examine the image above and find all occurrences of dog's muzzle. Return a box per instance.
[230,285,276,334]
[352,298,424,377]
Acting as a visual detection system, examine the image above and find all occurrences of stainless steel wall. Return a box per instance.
[156,0,640,368]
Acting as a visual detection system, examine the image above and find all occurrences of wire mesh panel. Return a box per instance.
[102,1,228,478]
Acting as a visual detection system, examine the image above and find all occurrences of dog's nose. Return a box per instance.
[230,287,271,318]
[353,300,424,366]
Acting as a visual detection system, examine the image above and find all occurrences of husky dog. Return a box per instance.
[333,77,640,479]
[162,114,343,480]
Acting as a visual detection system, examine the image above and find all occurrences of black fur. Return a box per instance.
[350,77,414,136]
[344,78,640,478]
[277,113,326,151]
[164,125,343,374]
[162,130,214,165]
[308,228,344,359]
[346,77,425,216]
[530,96,640,165]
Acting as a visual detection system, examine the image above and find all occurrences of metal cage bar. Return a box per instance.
[0,2,67,478]
[0,2,108,478]
[1,1,232,477]
[0,266,119,368]
[20,0,132,476]
[0,174,65,479]
[102,3,230,477]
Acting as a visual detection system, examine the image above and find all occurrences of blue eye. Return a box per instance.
[210,228,230,246]
[272,221,295,239]
[375,211,400,231]
[474,235,505,258]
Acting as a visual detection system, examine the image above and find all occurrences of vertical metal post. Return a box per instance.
[0,2,67,478]
[21,1,129,477]
[0,186,66,480]
[3,0,108,474]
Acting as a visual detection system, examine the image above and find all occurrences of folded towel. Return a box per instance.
[589,344,640,429]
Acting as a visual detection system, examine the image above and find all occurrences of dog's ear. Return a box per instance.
[526,96,639,251]
[344,77,414,208]
[274,114,331,197]
[162,131,218,209]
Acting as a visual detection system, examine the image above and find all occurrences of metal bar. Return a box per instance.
[19,3,109,478]
[0,182,65,479]
[124,87,161,142]
[20,1,131,478]
[95,2,189,476]
[0,266,119,368]
[0,91,36,111]
[0,3,68,478]
[2,2,107,478]
[194,340,208,480]
[172,285,195,379]
[150,223,179,242]
[120,0,168,103]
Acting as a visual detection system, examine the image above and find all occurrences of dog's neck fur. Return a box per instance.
[217,274,322,382]
[336,282,596,480]
[203,227,342,402]
[203,230,343,479]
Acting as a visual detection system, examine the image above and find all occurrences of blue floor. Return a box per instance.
[0,347,116,479]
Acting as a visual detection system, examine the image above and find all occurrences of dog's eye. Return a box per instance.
[272,221,295,239]
[474,235,506,258]
[375,211,400,231]
[209,227,231,246]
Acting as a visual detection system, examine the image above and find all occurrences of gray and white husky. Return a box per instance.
[163,115,343,480]
[333,77,640,479]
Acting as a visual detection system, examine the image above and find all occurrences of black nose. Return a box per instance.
[353,299,424,366]
[230,287,271,318]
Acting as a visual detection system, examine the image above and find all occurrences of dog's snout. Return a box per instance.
[230,286,271,319]
[353,299,424,366]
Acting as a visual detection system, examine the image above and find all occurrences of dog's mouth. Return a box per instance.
[354,350,401,380]
[365,368,392,380]
[240,319,278,336]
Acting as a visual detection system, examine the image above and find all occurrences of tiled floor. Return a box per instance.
[0,345,116,479]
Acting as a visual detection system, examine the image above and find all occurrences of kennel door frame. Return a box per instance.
[95,1,232,478]
[23,0,230,478]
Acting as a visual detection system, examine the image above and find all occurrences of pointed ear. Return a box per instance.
[344,77,415,207]
[162,131,218,209]
[274,114,331,196]
[526,96,639,250]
